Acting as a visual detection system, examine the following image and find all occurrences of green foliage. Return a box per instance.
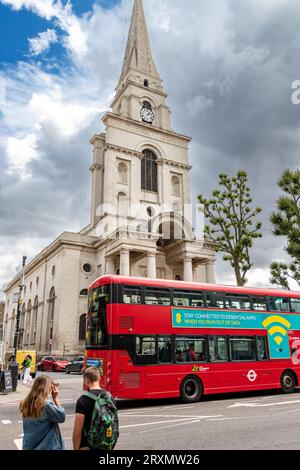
[270,169,300,290]
[198,171,262,286]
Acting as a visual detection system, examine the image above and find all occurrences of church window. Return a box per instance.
[171,175,181,196]
[79,314,86,341]
[83,263,93,274]
[143,101,152,110]
[51,265,56,278]
[144,79,149,87]
[47,288,55,351]
[141,149,158,192]
[118,162,128,184]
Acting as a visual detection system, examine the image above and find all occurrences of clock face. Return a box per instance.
[140,106,154,123]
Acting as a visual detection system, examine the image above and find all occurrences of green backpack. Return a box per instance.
[84,391,119,450]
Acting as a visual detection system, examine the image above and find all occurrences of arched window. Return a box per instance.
[31,296,38,345]
[25,300,32,346]
[143,100,152,109]
[144,79,149,87]
[171,175,181,196]
[80,289,88,296]
[79,314,86,341]
[118,162,128,184]
[141,149,158,192]
[47,288,56,351]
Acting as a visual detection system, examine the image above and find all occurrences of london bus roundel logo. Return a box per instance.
[247,370,257,382]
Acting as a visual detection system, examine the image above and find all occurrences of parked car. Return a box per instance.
[37,356,69,372]
[65,356,84,375]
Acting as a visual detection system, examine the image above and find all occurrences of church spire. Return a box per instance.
[117,0,161,90]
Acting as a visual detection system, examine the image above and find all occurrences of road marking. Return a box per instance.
[120,416,223,429]
[139,419,202,434]
[14,439,23,450]
[1,420,12,424]
[120,414,224,419]
[229,399,300,408]
[206,417,247,422]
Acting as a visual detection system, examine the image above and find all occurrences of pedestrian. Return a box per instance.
[19,375,65,450]
[23,354,33,385]
[72,367,119,450]
[20,356,27,382]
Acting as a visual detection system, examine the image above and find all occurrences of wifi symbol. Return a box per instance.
[262,315,291,345]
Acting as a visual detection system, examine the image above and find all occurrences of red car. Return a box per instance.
[37,356,69,372]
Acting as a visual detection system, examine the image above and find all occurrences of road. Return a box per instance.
[1,373,300,450]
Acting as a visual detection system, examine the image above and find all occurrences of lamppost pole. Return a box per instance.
[12,256,27,361]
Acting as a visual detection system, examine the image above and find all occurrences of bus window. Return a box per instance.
[175,338,206,363]
[206,292,225,309]
[225,295,251,310]
[86,286,109,346]
[173,291,204,307]
[256,336,268,361]
[123,286,142,304]
[229,337,256,361]
[252,296,267,311]
[158,337,172,363]
[209,336,228,362]
[291,298,300,313]
[267,297,290,312]
[136,336,156,356]
[145,288,171,306]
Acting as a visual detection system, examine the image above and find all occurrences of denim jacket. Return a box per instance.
[22,400,65,450]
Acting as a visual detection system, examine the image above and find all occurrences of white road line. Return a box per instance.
[229,399,300,408]
[139,419,202,434]
[206,417,247,422]
[14,439,23,450]
[120,414,223,419]
[1,420,12,424]
[120,416,223,429]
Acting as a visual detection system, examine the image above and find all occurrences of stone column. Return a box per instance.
[206,260,216,284]
[147,252,157,279]
[183,257,193,282]
[106,257,115,275]
[120,249,130,276]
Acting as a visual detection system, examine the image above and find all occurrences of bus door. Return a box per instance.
[228,336,273,390]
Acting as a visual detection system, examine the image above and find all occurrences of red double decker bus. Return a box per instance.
[85,275,300,403]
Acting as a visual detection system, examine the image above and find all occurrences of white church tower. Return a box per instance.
[85,0,216,283]
[3,0,216,360]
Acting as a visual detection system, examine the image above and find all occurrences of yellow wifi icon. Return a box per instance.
[262,316,291,345]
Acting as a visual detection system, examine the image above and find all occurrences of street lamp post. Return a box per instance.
[9,256,27,391]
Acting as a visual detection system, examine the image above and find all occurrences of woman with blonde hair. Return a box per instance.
[19,375,65,450]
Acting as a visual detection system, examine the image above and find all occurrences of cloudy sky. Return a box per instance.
[0,0,299,298]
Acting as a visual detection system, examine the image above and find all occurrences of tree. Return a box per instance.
[270,169,300,290]
[198,171,262,286]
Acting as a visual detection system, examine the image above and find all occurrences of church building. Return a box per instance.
[3,0,216,357]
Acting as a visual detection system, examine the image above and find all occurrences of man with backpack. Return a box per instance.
[73,367,119,450]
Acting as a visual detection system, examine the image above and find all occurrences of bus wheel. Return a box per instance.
[180,376,203,403]
[281,371,296,394]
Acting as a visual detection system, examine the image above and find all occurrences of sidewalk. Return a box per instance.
[0,382,31,405]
